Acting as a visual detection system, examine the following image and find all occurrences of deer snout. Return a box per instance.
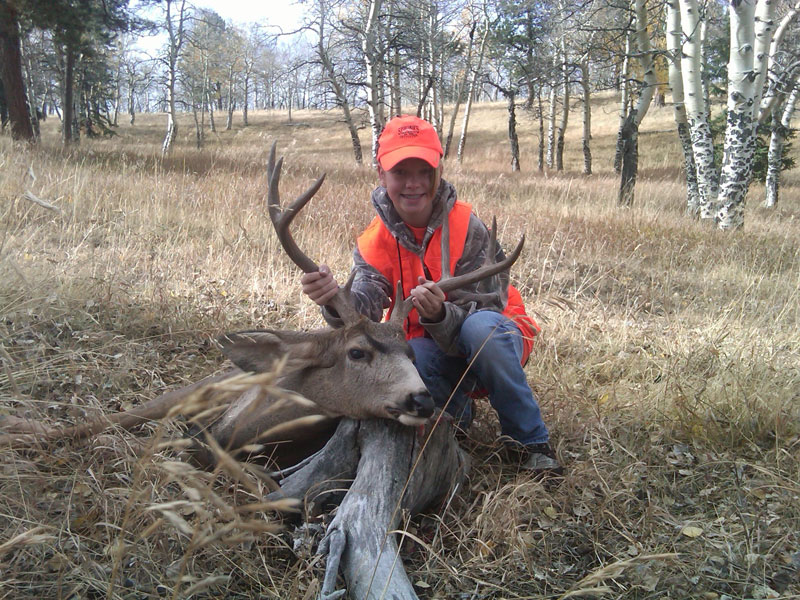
[387,391,434,426]
[406,392,434,418]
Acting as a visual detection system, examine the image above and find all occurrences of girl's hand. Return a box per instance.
[301,264,339,305]
[410,276,445,321]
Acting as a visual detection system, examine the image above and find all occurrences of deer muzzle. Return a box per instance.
[387,391,434,425]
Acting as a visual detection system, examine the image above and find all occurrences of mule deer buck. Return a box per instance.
[0,143,523,463]
[0,143,525,599]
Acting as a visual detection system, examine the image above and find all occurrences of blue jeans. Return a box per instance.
[409,310,549,446]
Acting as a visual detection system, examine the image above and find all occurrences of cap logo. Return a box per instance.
[397,125,419,138]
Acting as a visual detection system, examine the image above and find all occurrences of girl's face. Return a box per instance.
[378,158,435,228]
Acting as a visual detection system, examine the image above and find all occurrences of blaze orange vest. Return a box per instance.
[357,201,539,364]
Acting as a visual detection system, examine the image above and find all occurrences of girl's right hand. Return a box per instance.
[300,264,339,306]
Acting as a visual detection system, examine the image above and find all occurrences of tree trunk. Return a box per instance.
[506,90,520,172]
[758,1,800,124]
[162,0,186,157]
[242,69,250,127]
[715,0,774,231]
[62,46,75,145]
[537,89,544,171]
[128,72,136,125]
[456,9,490,164]
[616,0,657,204]
[163,72,178,155]
[112,59,122,127]
[443,22,475,159]
[390,44,401,116]
[546,52,559,169]
[192,101,202,149]
[678,0,719,219]
[415,75,434,118]
[207,80,216,133]
[317,0,363,165]
[666,0,700,213]
[225,64,234,131]
[363,0,384,165]
[0,3,34,141]
[21,38,40,139]
[580,58,592,175]
[617,114,638,206]
[749,0,776,123]
[554,37,569,172]
[764,85,799,208]
[613,29,632,174]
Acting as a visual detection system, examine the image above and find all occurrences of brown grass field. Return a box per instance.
[1,96,799,599]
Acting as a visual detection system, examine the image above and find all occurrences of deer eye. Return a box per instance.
[348,348,369,361]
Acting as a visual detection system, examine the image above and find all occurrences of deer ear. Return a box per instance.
[218,330,332,373]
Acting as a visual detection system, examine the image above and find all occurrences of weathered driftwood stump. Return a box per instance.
[270,417,468,600]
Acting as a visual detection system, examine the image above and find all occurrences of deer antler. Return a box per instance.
[390,214,525,324]
[267,143,361,325]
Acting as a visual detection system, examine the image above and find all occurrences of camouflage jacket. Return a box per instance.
[323,178,509,355]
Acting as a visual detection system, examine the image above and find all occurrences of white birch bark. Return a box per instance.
[555,34,570,172]
[362,0,384,166]
[444,22,476,158]
[161,0,187,157]
[580,57,592,175]
[764,83,798,207]
[613,30,632,174]
[456,2,490,164]
[316,0,363,165]
[715,0,773,230]
[678,0,719,218]
[546,53,559,169]
[700,14,710,120]
[749,0,777,120]
[630,0,657,125]
[666,0,700,213]
[225,63,235,131]
[537,89,545,171]
[618,0,657,205]
[758,1,800,123]
[127,70,135,125]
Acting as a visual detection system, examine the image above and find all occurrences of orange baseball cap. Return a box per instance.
[377,115,443,170]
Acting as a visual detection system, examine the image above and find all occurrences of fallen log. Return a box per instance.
[268,416,468,600]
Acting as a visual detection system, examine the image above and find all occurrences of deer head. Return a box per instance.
[218,143,524,427]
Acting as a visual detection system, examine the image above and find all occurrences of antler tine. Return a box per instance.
[440,205,451,283]
[267,142,325,274]
[389,281,414,326]
[266,142,361,325]
[437,234,525,294]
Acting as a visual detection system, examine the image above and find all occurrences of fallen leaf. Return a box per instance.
[680,526,703,538]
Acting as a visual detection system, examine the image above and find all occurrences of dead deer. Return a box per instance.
[0,143,524,471]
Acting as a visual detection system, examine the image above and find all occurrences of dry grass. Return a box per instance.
[1,96,799,599]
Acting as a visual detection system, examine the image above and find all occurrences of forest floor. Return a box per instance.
[1,97,799,599]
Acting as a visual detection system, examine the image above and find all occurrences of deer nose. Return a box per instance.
[406,392,434,418]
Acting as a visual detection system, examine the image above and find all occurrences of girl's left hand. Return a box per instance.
[410,276,446,321]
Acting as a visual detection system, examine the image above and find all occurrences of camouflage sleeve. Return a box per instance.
[420,214,510,355]
[321,246,392,327]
